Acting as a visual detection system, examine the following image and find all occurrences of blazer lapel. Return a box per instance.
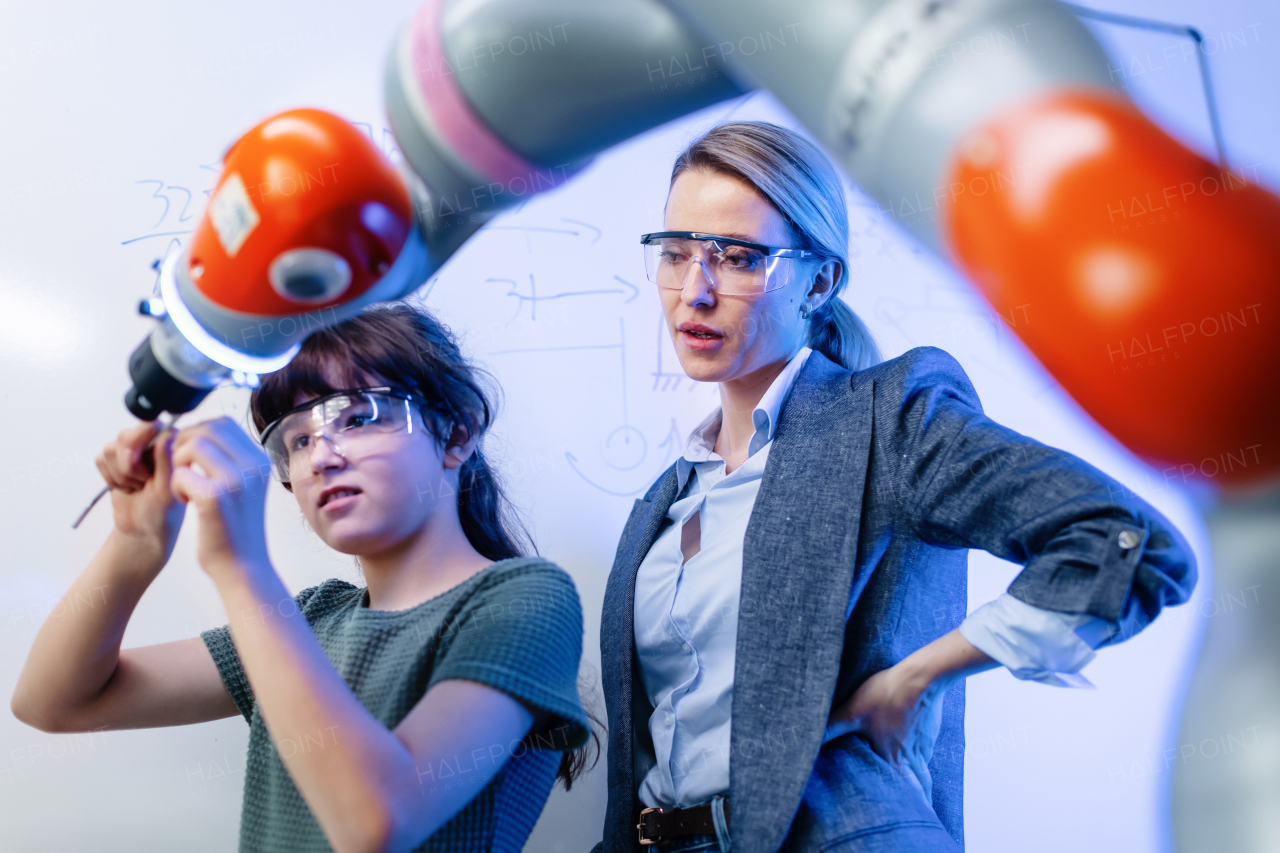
[730,353,875,853]
[601,465,680,852]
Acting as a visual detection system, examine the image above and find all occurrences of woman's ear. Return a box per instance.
[805,258,840,312]
[442,421,479,470]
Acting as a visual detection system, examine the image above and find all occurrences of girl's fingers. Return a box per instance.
[95,454,123,491]
[170,457,221,505]
[174,421,270,484]
[103,444,145,491]
[190,417,263,461]
[169,464,200,505]
[172,435,243,500]
[151,428,175,485]
[108,427,148,480]
[172,434,233,479]
[123,422,160,475]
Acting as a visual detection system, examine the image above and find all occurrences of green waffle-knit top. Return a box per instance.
[200,556,590,853]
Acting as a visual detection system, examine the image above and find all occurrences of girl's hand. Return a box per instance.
[96,421,186,564]
[169,417,274,581]
[823,661,944,805]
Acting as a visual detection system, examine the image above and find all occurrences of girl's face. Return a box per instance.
[659,168,835,383]
[286,363,467,557]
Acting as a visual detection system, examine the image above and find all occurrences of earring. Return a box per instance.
[799,304,812,320]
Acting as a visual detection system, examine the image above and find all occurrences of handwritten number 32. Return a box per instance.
[135,180,194,228]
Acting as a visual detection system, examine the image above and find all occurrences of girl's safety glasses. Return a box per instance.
[259,387,422,485]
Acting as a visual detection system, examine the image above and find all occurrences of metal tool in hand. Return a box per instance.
[71,412,179,530]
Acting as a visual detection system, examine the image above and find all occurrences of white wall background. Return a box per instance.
[1,1,1276,850]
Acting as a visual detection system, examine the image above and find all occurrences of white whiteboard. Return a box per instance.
[2,0,1277,850]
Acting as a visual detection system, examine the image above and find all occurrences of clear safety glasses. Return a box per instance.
[640,231,819,296]
[259,387,421,485]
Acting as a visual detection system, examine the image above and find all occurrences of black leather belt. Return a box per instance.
[637,800,730,846]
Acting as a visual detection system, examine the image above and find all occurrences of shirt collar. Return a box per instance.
[677,347,813,489]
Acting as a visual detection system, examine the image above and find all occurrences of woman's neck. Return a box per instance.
[713,352,795,475]
[358,505,493,611]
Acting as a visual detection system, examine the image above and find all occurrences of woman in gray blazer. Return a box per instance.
[594,121,1195,853]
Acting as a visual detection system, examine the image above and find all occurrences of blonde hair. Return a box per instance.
[670,121,881,371]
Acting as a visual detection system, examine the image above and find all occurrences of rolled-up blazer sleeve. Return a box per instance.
[880,347,1197,643]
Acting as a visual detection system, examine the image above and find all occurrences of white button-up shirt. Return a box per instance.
[633,346,1110,810]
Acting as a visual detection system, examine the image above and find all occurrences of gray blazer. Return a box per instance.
[595,347,1195,853]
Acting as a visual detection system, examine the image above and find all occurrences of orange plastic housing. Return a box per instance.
[187,108,412,316]
[943,90,1280,488]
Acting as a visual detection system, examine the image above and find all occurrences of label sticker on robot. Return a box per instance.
[208,172,260,257]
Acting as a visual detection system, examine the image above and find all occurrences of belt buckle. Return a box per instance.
[637,806,664,846]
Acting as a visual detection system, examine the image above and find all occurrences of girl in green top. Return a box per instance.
[13,302,597,852]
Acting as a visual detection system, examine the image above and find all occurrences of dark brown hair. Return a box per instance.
[248,300,527,560]
[247,300,600,787]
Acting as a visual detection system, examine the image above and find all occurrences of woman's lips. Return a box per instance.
[678,324,724,351]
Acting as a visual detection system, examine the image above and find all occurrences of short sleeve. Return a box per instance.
[429,560,590,751]
[199,580,349,724]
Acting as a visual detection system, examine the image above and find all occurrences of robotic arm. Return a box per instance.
[132,0,1279,492]
[125,0,745,420]
[654,0,1280,487]
[126,109,424,418]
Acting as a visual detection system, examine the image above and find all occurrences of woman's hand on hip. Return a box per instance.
[823,659,944,802]
[169,416,274,581]
[823,628,999,803]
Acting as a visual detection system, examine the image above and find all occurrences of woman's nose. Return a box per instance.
[680,256,716,307]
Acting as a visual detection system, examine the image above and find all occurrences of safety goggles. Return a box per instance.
[640,231,819,296]
[259,387,423,485]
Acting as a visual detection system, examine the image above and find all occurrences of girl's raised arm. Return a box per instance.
[11,423,238,732]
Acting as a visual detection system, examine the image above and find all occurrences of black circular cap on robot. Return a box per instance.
[268,248,353,304]
[124,334,214,420]
[282,272,329,299]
